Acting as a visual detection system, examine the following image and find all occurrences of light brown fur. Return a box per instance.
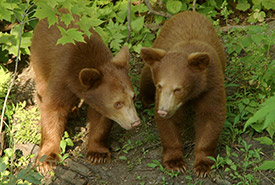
[140,11,226,177]
[31,13,140,175]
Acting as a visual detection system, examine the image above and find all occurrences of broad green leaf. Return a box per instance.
[257,160,275,170]
[56,27,84,45]
[244,96,275,131]
[262,110,275,129]
[252,0,262,5]
[0,3,11,21]
[236,0,250,11]
[34,4,58,27]
[90,18,104,27]
[166,0,182,14]
[131,16,144,32]
[60,13,74,27]
[254,136,273,145]
[262,0,275,10]
[266,122,275,138]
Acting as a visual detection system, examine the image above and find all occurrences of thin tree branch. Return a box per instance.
[126,0,131,43]
[192,0,197,12]
[144,0,171,18]
[23,17,38,25]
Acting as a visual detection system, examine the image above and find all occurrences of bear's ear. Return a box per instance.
[140,47,166,67]
[79,68,102,89]
[187,52,210,71]
[111,46,130,70]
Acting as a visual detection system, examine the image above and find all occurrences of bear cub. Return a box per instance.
[31,13,140,175]
[140,11,226,177]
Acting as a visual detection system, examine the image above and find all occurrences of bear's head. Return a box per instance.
[141,47,210,119]
[78,46,140,130]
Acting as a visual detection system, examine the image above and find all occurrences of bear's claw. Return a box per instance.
[87,152,111,164]
[163,159,187,173]
[193,160,212,178]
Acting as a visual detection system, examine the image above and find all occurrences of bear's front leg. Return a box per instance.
[193,92,226,177]
[36,100,70,176]
[87,108,113,164]
[156,114,186,172]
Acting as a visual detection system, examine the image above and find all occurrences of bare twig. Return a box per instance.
[144,0,171,18]
[0,8,27,134]
[192,0,197,12]
[126,0,131,43]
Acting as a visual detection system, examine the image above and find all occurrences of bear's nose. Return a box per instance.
[131,120,141,128]
[157,110,168,117]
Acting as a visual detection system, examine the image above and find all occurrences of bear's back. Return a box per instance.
[153,11,225,69]
[31,16,112,83]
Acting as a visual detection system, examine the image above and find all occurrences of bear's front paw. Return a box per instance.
[163,159,187,173]
[193,159,213,178]
[36,153,59,176]
[87,151,111,164]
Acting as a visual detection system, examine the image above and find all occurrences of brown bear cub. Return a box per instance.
[31,14,140,175]
[140,11,226,177]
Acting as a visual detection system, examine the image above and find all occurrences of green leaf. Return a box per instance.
[0,3,12,21]
[25,175,42,184]
[56,27,84,45]
[65,138,74,147]
[119,156,127,160]
[262,0,275,10]
[0,161,7,173]
[257,160,275,170]
[34,4,58,27]
[236,0,250,11]
[254,137,273,145]
[166,0,182,14]
[244,96,275,131]
[252,0,262,5]
[267,122,275,138]
[60,13,74,27]
[154,15,163,25]
[60,140,66,153]
[131,16,144,32]
[146,163,159,168]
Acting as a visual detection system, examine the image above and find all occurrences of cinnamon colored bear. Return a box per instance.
[31,13,140,175]
[140,11,226,177]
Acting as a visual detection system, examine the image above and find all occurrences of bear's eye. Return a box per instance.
[156,84,162,91]
[174,88,182,95]
[132,94,136,100]
[114,102,123,109]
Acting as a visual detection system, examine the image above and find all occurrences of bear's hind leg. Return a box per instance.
[87,108,113,164]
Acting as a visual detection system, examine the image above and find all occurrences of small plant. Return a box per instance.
[58,131,74,163]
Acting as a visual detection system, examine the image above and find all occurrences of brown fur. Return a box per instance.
[31,14,140,175]
[140,11,226,177]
